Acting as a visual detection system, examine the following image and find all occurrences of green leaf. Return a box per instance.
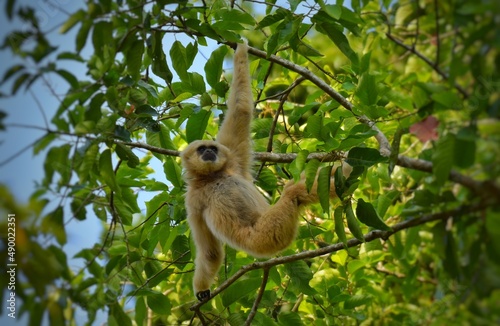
[267,17,300,56]
[334,206,347,247]
[163,157,183,188]
[11,72,32,94]
[432,133,455,186]
[170,41,188,81]
[304,159,320,193]
[431,90,461,109]
[356,198,392,231]
[150,30,173,83]
[376,190,400,218]
[315,21,359,69]
[305,114,323,139]
[33,133,56,155]
[334,166,347,199]
[323,4,342,20]
[221,278,262,306]
[256,8,289,29]
[257,167,279,192]
[220,9,255,25]
[76,20,92,52]
[1,64,24,84]
[318,165,332,212]
[289,36,323,57]
[60,9,86,34]
[55,69,79,89]
[346,147,387,167]
[345,203,364,242]
[135,298,146,326]
[92,21,113,56]
[115,143,140,168]
[284,260,315,295]
[44,144,71,186]
[204,46,228,89]
[183,72,206,95]
[186,108,211,142]
[171,235,191,269]
[99,149,120,194]
[344,294,372,309]
[42,207,67,245]
[70,197,87,221]
[454,127,476,168]
[278,312,303,326]
[126,39,144,81]
[135,104,158,117]
[356,73,378,106]
[109,302,132,326]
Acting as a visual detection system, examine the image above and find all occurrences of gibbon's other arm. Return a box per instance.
[216,41,253,180]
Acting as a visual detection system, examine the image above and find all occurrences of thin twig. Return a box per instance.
[385,33,469,98]
[433,0,441,67]
[244,267,270,326]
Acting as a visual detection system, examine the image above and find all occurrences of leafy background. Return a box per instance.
[0,0,499,325]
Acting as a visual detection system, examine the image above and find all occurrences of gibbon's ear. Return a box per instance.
[181,140,231,176]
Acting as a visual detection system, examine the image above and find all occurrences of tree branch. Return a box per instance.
[230,42,393,156]
[244,267,269,326]
[114,138,497,195]
[190,201,490,312]
[385,32,469,98]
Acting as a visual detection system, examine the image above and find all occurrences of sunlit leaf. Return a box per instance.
[186,108,211,142]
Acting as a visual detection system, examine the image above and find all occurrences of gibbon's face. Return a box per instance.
[181,140,230,176]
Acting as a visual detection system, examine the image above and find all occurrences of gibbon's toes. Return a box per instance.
[196,290,210,301]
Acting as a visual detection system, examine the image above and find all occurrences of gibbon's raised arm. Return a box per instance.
[216,41,254,180]
[180,41,337,302]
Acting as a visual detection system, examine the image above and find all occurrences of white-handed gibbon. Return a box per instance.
[181,41,337,301]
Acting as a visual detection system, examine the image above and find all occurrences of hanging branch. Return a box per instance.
[190,201,491,312]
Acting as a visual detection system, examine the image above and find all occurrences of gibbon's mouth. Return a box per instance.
[201,152,217,162]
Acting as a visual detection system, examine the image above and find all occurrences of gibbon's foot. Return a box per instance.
[196,290,210,301]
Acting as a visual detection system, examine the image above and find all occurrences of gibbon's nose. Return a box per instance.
[202,150,217,162]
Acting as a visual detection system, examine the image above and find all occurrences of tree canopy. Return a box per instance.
[0,0,499,325]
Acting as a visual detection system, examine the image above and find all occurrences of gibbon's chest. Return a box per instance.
[196,175,267,224]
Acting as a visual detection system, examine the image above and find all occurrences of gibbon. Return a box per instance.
[181,42,337,301]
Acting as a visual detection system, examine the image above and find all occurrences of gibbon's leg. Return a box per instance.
[216,41,254,180]
[187,208,224,300]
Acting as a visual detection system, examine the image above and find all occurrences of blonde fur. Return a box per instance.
[181,42,336,301]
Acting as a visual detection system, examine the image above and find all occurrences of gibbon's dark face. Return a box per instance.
[181,140,230,176]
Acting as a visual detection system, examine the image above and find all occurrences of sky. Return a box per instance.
[0,1,103,325]
[0,1,222,325]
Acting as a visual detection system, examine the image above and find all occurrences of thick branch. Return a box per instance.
[190,202,489,311]
[116,139,495,194]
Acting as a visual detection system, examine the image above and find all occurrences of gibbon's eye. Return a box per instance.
[197,145,218,162]
[208,146,218,154]
[196,145,207,155]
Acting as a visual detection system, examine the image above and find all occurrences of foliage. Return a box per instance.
[1,0,499,325]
